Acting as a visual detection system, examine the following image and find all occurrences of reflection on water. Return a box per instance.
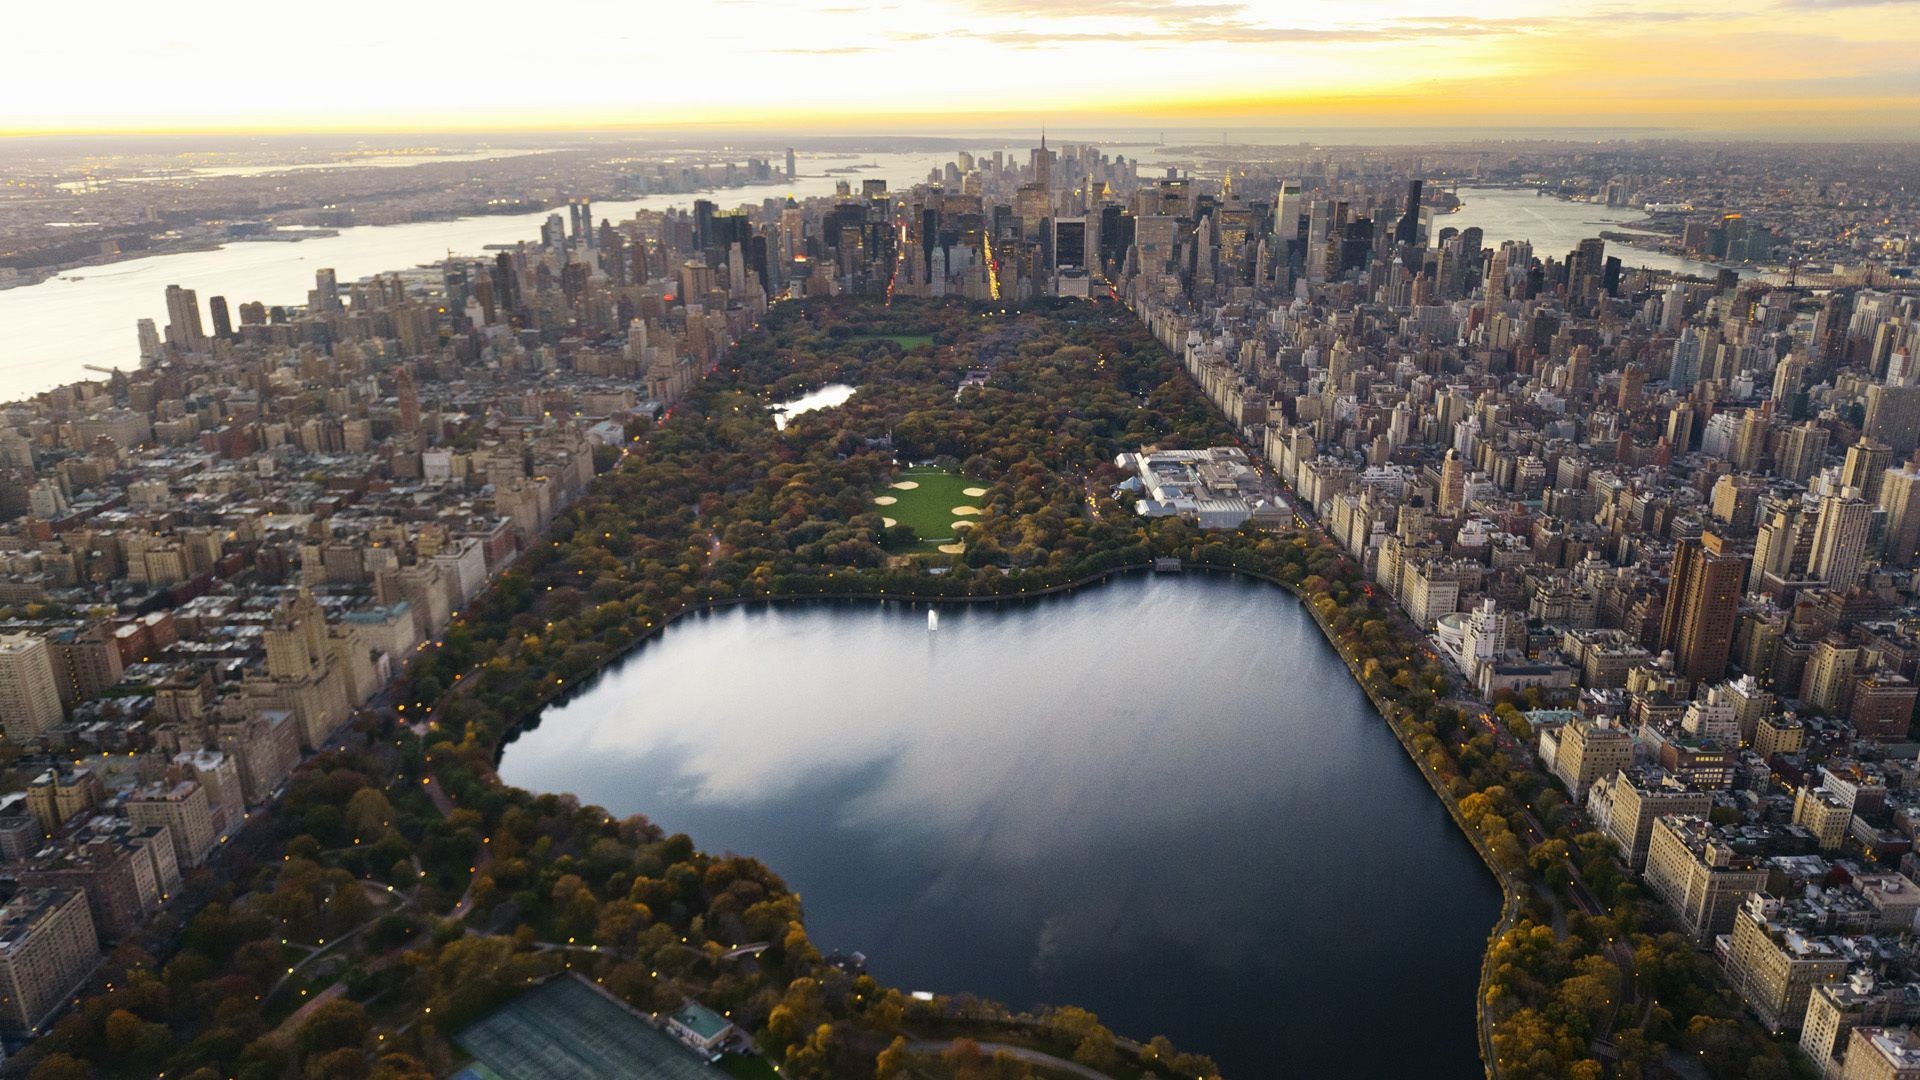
[0,151,977,401]
[1448,186,1739,278]
[770,383,855,431]
[499,574,1499,1078]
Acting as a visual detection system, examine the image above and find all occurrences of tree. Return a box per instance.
[346,788,397,842]
[294,999,372,1058]
[28,1055,92,1080]
[875,1035,911,1078]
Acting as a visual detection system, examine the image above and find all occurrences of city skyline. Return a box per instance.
[8,0,1920,138]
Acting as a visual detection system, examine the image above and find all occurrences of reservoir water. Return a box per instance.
[497,573,1501,1078]
[770,383,856,430]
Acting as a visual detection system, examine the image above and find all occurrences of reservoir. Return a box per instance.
[497,573,1501,1078]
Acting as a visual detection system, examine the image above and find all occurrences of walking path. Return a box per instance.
[903,1040,1118,1080]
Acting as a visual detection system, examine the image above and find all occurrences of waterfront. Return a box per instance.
[497,573,1501,1078]
[0,150,973,401]
[2,166,1736,404]
[1447,186,1736,278]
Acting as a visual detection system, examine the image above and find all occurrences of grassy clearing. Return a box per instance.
[853,333,936,350]
[718,1055,780,1080]
[875,467,987,549]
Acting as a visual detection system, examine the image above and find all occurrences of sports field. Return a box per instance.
[873,466,989,551]
[452,976,712,1080]
[851,333,934,350]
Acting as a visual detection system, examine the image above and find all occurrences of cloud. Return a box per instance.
[924,2,1717,49]
[909,25,1429,47]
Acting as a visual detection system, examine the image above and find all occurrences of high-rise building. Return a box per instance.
[1845,439,1894,504]
[1778,422,1831,484]
[1865,385,1920,455]
[1395,178,1423,247]
[0,635,64,742]
[162,284,205,351]
[1593,767,1712,872]
[0,887,99,1036]
[20,824,172,940]
[1661,533,1748,685]
[135,318,162,361]
[1810,492,1873,590]
[126,780,215,870]
[1546,717,1632,801]
[1725,894,1850,1033]
[1030,133,1054,191]
[207,295,233,340]
[25,767,104,835]
[1643,815,1769,944]
[1881,462,1920,567]
[1438,448,1466,515]
[1837,1026,1920,1080]
[567,198,592,246]
[313,268,340,312]
[785,147,796,179]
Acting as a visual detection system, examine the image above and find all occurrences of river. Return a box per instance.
[1446,186,1734,278]
[0,150,980,401]
[2,165,1722,404]
[497,573,1500,1078]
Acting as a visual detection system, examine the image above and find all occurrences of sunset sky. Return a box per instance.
[10,0,1920,136]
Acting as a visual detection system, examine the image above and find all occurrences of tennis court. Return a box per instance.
[453,975,714,1080]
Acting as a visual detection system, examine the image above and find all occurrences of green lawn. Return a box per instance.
[874,467,988,549]
[717,1055,780,1080]
[852,333,935,350]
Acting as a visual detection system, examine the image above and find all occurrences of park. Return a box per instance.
[873,466,991,553]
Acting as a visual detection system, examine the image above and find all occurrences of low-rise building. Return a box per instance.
[665,1001,738,1060]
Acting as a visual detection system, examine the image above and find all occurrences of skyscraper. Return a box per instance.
[1395,178,1423,247]
[208,295,233,340]
[568,198,593,246]
[1864,384,1920,455]
[162,285,205,352]
[1881,461,1920,567]
[1776,421,1829,484]
[1809,491,1872,590]
[135,319,161,362]
[0,634,65,741]
[785,147,796,179]
[314,268,340,312]
[1660,533,1747,685]
[1844,439,1894,503]
[1030,133,1054,192]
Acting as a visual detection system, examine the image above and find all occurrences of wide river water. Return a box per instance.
[5,162,1724,403]
[1445,186,1732,279]
[0,150,975,400]
[498,573,1501,1078]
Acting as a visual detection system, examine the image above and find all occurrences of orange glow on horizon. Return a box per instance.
[2,0,1916,139]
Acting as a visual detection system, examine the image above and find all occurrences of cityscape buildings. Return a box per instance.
[0,105,1918,1075]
